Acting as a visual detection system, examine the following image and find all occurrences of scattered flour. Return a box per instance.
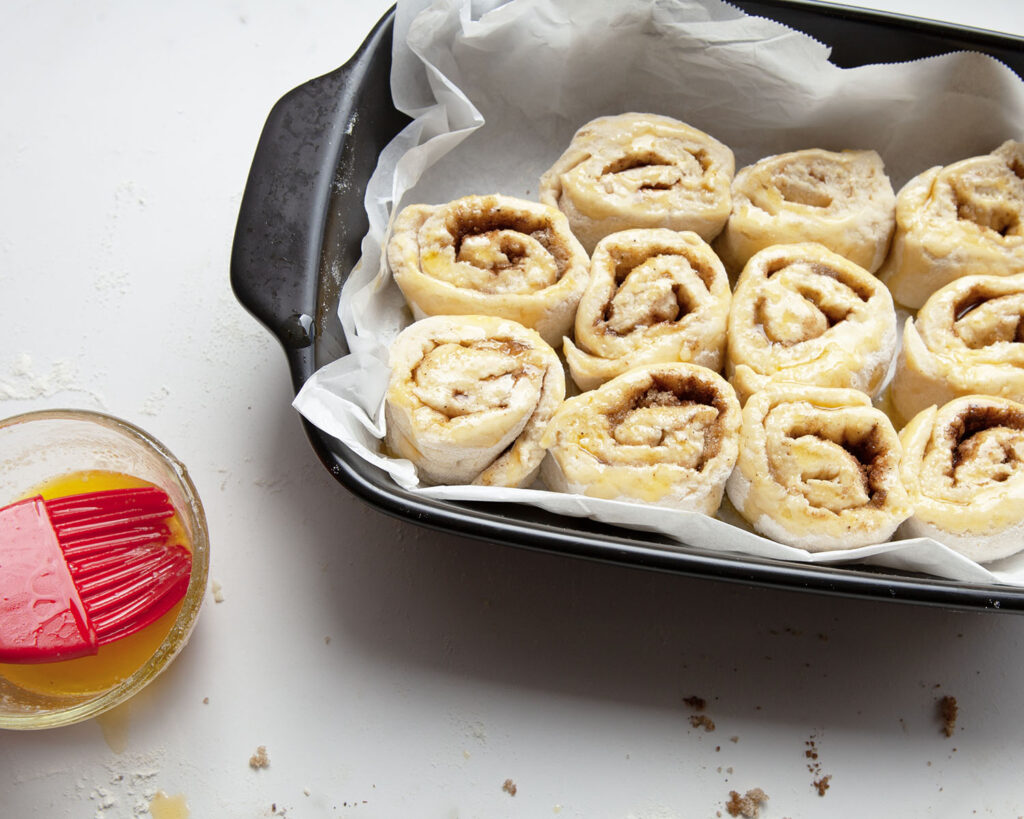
[76,750,166,819]
[140,385,172,416]
[0,353,106,407]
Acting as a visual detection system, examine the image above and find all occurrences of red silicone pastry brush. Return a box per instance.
[0,487,192,663]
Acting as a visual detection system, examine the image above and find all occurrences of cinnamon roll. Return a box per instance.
[899,395,1024,563]
[540,363,740,514]
[384,315,565,487]
[726,384,911,551]
[564,229,731,392]
[714,148,896,275]
[878,140,1024,310]
[386,194,590,347]
[726,242,897,404]
[539,113,735,253]
[891,273,1024,423]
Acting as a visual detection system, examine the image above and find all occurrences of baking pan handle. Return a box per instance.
[230,7,401,387]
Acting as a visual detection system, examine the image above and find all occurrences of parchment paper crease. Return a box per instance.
[294,0,1024,586]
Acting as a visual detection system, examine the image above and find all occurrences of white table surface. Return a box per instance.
[3,1,1024,817]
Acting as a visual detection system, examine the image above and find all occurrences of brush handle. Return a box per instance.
[0,498,97,663]
[1,488,193,663]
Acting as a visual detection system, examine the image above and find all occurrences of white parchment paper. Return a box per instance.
[294,0,1024,586]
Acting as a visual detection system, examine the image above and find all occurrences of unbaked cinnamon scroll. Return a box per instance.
[714,148,896,275]
[891,273,1024,423]
[384,315,565,487]
[563,229,731,392]
[879,140,1024,310]
[386,194,590,347]
[539,113,735,253]
[726,384,911,550]
[725,242,897,404]
[540,363,740,514]
[899,395,1024,562]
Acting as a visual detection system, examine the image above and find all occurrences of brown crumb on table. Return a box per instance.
[249,745,270,769]
[684,695,714,730]
[805,734,830,796]
[725,788,768,817]
[690,714,716,732]
[938,695,958,737]
[502,778,517,796]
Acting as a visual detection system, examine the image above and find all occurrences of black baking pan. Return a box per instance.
[231,1,1024,612]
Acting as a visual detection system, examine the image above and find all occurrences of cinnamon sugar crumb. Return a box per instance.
[249,745,270,769]
[805,734,830,796]
[684,695,714,730]
[938,695,958,737]
[725,788,768,817]
[690,714,716,732]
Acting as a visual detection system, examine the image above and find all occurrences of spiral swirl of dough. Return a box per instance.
[714,148,895,275]
[385,315,565,487]
[387,194,590,347]
[891,273,1024,423]
[878,140,1024,310]
[726,384,911,551]
[540,363,740,514]
[539,113,735,254]
[726,242,897,404]
[899,395,1024,562]
[563,229,731,392]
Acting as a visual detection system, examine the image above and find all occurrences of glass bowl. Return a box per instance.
[0,409,209,729]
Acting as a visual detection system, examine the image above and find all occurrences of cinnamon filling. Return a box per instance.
[410,338,534,419]
[594,244,717,335]
[946,404,1024,484]
[951,173,1024,238]
[781,418,891,509]
[774,174,834,209]
[764,259,873,301]
[952,290,1024,347]
[447,205,566,278]
[602,151,672,176]
[956,199,1022,237]
[605,373,726,465]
